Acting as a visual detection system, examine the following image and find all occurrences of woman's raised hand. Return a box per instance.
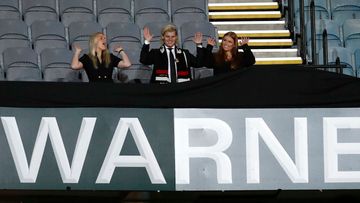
[207,38,216,46]
[240,37,250,46]
[143,27,153,42]
[73,43,82,53]
[193,32,203,44]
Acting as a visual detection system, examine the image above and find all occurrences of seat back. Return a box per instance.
[106,22,142,51]
[171,0,207,28]
[3,47,41,81]
[0,0,21,20]
[59,0,95,27]
[68,21,102,50]
[97,0,132,27]
[22,0,58,26]
[31,20,67,53]
[134,0,170,28]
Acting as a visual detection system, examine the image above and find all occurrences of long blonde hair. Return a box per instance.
[214,32,240,70]
[88,32,111,69]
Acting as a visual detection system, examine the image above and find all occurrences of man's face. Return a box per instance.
[163,31,177,47]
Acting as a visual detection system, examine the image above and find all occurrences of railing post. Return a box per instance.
[287,0,295,40]
[310,0,317,65]
[300,0,306,64]
[322,29,328,66]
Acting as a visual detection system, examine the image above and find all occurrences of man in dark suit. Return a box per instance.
[140,24,204,84]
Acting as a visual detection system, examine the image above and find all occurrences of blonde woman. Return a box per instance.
[71,32,131,82]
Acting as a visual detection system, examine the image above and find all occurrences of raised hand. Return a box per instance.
[207,38,216,46]
[240,37,250,46]
[193,32,203,44]
[114,46,124,53]
[73,43,82,53]
[143,27,153,42]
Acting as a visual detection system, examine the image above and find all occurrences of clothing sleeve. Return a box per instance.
[140,43,154,65]
[110,53,122,67]
[79,54,87,65]
[240,44,256,67]
[198,44,215,68]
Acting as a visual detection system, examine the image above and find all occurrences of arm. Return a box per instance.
[114,46,131,68]
[139,27,154,65]
[239,37,256,66]
[71,44,83,69]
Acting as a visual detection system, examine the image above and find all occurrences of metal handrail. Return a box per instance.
[310,0,317,65]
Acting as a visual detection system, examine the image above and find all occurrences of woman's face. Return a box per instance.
[221,35,235,52]
[95,34,107,51]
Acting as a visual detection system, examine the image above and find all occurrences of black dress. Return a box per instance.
[79,54,121,82]
[203,44,256,75]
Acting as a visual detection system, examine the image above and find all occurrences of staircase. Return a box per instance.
[208,0,303,65]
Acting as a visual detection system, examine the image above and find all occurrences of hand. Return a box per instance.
[73,43,82,53]
[240,37,250,46]
[207,38,216,46]
[114,46,124,53]
[143,27,153,42]
[193,32,203,44]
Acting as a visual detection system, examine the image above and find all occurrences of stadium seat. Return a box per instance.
[294,0,330,33]
[31,20,67,54]
[306,19,342,60]
[22,0,58,26]
[0,19,30,56]
[59,0,95,27]
[117,47,152,83]
[68,21,102,50]
[96,0,132,28]
[354,49,360,77]
[41,48,81,82]
[180,21,217,55]
[330,0,360,25]
[134,0,170,29]
[106,22,142,52]
[319,47,355,76]
[0,0,21,20]
[343,19,360,52]
[171,0,208,28]
[143,21,172,50]
[3,47,42,81]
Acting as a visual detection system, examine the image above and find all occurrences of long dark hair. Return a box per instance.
[214,32,240,70]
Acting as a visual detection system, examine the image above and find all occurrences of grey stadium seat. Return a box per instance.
[294,0,330,33]
[3,47,42,81]
[106,22,142,52]
[68,21,102,50]
[343,19,360,52]
[97,0,132,28]
[117,47,152,83]
[180,21,217,55]
[0,0,21,20]
[22,0,58,26]
[134,0,170,29]
[59,0,95,27]
[41,48,81,82]
[31,20,67,54]
[330,0,360,25]
[171,0,208,28]
[319,47,355,77]
[0,19,30,56]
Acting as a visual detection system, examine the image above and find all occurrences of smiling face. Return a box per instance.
[163,31,177,48]
[221,35,236,52]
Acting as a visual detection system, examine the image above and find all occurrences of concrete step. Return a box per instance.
[255,57,303,65]
[218,30,290,37]
[209,2,279,11]
[219,39,293,47]
[211,21,286,31]
[209,0,275,3]
[209,11,282,20]
[249,48,299,58]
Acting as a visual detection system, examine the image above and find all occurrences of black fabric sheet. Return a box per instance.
[0,65,360,108]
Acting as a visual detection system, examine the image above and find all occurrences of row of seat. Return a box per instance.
[294,0,360,31]
[0,43,215,83]
[0,0,208,28]
[0,19,217,62]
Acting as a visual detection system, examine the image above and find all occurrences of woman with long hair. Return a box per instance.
[71,32,131,82]
[202,31,255,75]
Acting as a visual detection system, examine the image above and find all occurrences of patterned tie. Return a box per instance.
[168,48,176,83]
